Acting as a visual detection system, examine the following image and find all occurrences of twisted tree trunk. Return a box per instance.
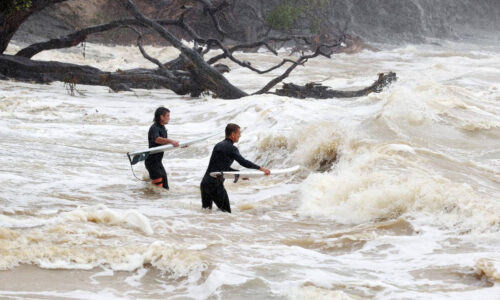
[122,0,248,99]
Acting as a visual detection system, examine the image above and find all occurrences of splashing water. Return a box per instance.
[0,41,499,299]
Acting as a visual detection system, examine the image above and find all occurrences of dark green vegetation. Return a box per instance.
[0,0,33,13]
[265,0,333,34]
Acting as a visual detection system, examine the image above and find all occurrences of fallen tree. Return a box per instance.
[0,54,198,93]
[0,0,396,99]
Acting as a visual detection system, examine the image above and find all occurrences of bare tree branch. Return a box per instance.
[122,0,247,99]
[197,0,231,37]
[253,44,340,95]
[15,18,180,58]
[205,36,315,74]
[128,26,178,80]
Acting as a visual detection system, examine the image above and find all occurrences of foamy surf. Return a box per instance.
[61,205,154,235]
[1,40,499,299]
[0,230,206,278]
[476,258,500,282]
[298,153,499,232]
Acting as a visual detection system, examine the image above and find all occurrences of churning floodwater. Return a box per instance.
[0,41,499,299]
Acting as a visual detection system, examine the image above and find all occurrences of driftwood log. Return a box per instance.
[275,72,397,99]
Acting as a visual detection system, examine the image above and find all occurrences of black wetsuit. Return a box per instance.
[145,123,169,190]
[200,138,260,213]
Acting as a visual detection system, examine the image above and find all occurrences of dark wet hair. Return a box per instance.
[153,107,170,124]
[225,123,240,138]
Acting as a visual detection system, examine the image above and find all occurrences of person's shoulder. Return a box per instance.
[149,123,162,130]
[214,139,228,148]
[223,139,238,152]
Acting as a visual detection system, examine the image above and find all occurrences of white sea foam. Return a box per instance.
[61,205,153,235]
[286,285,357,300]
[298,149,499,232]
[476,257,500,281]
[0,232,206,278]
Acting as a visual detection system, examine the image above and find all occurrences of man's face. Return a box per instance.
[160,112,170,125]
[231,128,241,143]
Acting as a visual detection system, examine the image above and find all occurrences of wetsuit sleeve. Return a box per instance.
[231,147,260,170]
[150,126,161,144]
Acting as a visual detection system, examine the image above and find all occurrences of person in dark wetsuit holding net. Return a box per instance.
[200,123,270,213]
[145,107,180,190]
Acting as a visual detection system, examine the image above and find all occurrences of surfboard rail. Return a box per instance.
[209,165,300,181]
[127,132,220,165]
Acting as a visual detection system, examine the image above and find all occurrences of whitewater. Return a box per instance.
[0,41,499,299]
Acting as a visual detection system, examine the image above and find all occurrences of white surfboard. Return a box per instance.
[127,132,220,165]
[210,165,300,181]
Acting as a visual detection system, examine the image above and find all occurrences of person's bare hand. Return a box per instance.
[172,140,180,147]
[260,167,271,175]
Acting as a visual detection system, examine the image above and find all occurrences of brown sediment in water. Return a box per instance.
[475,258,500,282]
[281,218,414,254]
[410,266,494,289]
[0,264,170,298]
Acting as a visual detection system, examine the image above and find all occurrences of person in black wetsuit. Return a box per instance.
[200,123,270,213]
[145,107,180,190]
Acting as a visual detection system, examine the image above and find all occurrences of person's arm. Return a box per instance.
[155,137,179,147]
[232,147,270,175]
[232,147,260,169]
[259,167,271,175]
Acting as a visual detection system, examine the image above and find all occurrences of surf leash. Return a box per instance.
[127,152,148,181]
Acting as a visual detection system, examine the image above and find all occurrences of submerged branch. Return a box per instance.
[275,72,397,99]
